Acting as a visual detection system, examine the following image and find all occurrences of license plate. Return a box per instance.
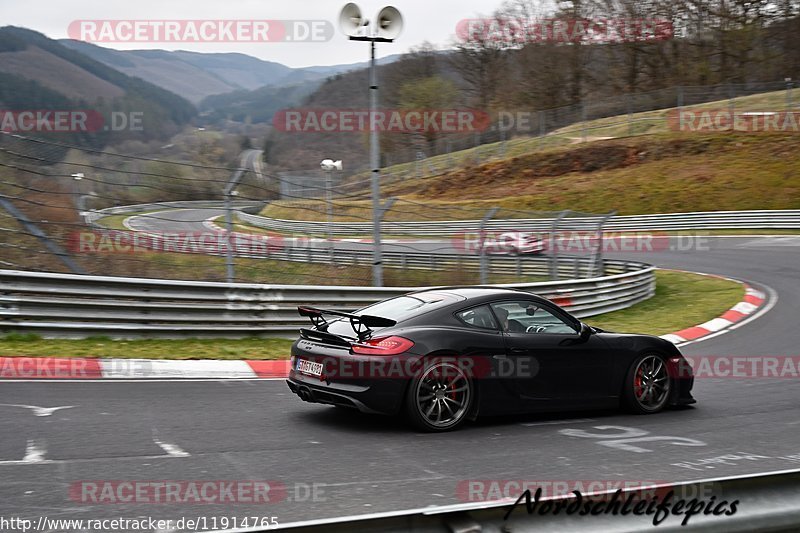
[296,359,323,377]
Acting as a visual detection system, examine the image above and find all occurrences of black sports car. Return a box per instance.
[287,287,695,432]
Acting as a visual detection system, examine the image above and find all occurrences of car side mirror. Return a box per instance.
[578,322,592,342]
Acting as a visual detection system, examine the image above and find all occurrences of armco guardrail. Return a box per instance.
[238,209,800,236]
[242,468,800,532]
[196,244,617,280]
[0,264,654,338]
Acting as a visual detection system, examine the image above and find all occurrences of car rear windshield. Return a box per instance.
[325,292,463,338]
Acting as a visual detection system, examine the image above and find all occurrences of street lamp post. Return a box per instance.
[339,3,403,287]
[320,159,342,258]
[70,173,84,217]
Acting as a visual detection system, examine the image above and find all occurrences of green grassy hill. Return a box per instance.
[261,88,800,221]
[262,133,800,221]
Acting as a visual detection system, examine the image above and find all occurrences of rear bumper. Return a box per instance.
[287,371,408,415]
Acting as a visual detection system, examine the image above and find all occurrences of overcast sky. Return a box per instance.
[0,0,507,67]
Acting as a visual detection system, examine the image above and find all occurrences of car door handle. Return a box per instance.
[509,347,527,355]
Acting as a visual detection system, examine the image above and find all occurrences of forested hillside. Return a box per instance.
[0,26,196,150]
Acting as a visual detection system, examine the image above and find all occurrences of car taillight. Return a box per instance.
[351,336,414,356]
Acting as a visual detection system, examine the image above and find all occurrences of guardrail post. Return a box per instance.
[479,207,499,284]
[224,163,247,284]
[372,197,397,287]
[224,192,235,282]
[590,211,616,278]
[549,210,569,280]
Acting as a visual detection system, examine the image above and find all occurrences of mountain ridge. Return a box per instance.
[58,38,401,103]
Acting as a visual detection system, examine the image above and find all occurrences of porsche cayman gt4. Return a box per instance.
[287,287,695,432]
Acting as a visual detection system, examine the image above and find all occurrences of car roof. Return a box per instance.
[409,286,549,303]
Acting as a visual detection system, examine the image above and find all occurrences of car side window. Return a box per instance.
[490,301,577,335]
[456,305,499,330]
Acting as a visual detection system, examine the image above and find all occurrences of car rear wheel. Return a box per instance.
[406,360,472,432]
[622,354,671,414]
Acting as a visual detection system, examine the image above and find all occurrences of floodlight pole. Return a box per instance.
[343,4,400,286]
[349,36,391,286]
[369,41,383,286]
[347,39,387,286]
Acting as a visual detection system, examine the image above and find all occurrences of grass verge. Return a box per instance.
[587,270,744,335]
[0,335,294,360]
[0,270,744,360]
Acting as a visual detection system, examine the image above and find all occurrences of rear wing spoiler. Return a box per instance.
[297,306,396,339]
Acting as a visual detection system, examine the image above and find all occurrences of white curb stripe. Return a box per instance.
[659,333,687,344]
[745,287,765,299]
[696,317,734,333]
[100,359,258,379]
[731,301,758,315]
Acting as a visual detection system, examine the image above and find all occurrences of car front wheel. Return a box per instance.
[622,354,671,414]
